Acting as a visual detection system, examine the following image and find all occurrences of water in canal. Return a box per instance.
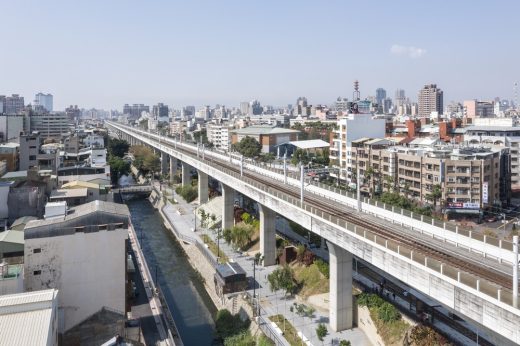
[126,198,217,345]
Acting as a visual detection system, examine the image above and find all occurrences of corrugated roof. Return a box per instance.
[0,289,57,346]
[288,139,330,149]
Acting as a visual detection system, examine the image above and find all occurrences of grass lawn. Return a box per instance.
[292,263,329,298]
[202,234,229,263]
[269,314,304,346]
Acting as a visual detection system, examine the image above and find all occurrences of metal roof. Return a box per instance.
[287,139,330,149]
[232,126,299,136]
[216,262,246,278]
[0,289,58,346]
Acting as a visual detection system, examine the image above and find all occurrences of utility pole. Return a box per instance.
[283,154,287,184]
[300,162,304,204]
[514,235,518,308]
[357,163,362,212]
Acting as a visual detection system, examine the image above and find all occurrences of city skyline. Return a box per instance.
[1,0,519,110]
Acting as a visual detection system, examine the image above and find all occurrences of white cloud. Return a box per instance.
[390,44,426,59]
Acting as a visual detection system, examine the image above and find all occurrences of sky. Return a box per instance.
[1,0,519,110]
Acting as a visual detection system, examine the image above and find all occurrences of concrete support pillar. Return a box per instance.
[222,184,235,231]
[327,241,353,331]
[161,151,168,175]
[198,170,209,204]
[259,204,276,266]
[181,162,191,186]
[169,156,177,184]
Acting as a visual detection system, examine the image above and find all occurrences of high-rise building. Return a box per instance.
[418,84,443,117]
[375,88,387,105]
[239,101,250,115]
[30,113,69,138]
[463,100,494,118]
[2,94,25,115]
[34,93,53,112]
[122,104,149,118]
[295,97,308,116]
[65,105,81,121]
[152,103,169,118]
[250,100,263,115]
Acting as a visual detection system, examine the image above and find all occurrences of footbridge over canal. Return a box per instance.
[107,120,520,345]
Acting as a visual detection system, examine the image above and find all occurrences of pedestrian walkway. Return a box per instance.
[159,185,369,346]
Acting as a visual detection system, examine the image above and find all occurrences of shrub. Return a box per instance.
[357,293,385,309]
[223,331,255,346]
[316,323,328,341]
[377,302,401,323]
[339,340,351,346]
[313,259,330,279]
[175,185,198,203]
[409,325,448,346]
[215,309,250,340]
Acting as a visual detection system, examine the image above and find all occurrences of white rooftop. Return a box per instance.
[0,289,58,346]
[288,139,330,150]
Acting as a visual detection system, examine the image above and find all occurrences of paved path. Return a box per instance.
[160,185,370,346]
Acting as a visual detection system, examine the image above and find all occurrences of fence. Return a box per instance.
[113,122,517,310]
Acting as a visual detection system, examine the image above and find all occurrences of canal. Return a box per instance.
[126,198,217,345]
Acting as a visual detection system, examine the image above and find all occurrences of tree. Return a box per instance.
[296,244,306,263]
[339,340,351,346]
[215,309,250,341]
[426,184,442,210]
[232,136,261,158]
[267,265,297,296]
[143,154,161,175]
[316,323,328,342]
[291,148,310,166]
[108,138,129,158]
[109,156,130,184]
[231,224,254,250]
[384,175,395,193]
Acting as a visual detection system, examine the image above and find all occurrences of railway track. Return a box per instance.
[121,128,513,290]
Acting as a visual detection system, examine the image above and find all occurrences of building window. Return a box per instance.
[33,270,41,276]
[29,155,36,160]
[33,248,41,254]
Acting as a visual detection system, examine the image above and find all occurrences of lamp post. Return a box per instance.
[217,227,221,259]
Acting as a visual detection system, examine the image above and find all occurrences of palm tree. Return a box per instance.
[426,184,442,211]
[384,175,395,193]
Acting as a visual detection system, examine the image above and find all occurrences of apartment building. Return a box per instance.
[19,133,41,170]
[24,201,129,333]
[464,125,520,192]
[350,138,510,211]
[329,113,386,181]
[207,122,233,151]
[30,113,69,139]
